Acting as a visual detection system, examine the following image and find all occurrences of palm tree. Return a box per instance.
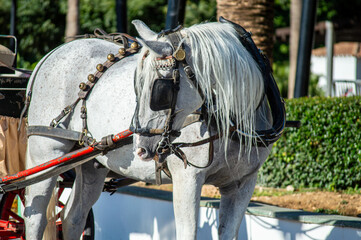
[65,0,79,42]
[216,0,275,62]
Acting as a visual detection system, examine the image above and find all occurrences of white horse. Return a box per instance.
[24,19,283,239]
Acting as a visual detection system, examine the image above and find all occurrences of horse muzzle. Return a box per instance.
[134,133,163,161]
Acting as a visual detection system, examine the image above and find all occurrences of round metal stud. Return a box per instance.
[96,64,104,72]
[174,48,186,61]
[131,42,139,49]
[118,48,125,55]
[87,74,95,83]
[79,82,87,90]
[107,53,115,62]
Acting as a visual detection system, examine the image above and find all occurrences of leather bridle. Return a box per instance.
[130,29,203,159]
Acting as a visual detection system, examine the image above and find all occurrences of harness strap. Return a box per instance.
[66,28,137,45]
[51,98,81,127]
[167,32,205,101]
[22,30,141,147]
[27,125,82,141]
[154,125,215,185]
[174,139,214,169]
[154,159,172,185]
[48,36,141,146]
[175,119,299,151]
[0,60,32,75]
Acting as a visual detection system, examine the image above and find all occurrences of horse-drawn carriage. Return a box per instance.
[0,34,135,239]
[0,18,299,239]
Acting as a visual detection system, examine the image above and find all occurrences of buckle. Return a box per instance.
[50,119,59,128]
[183,65,195,79]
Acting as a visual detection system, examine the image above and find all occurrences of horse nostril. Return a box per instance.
[136,148,147,158]
[136,147,155,161]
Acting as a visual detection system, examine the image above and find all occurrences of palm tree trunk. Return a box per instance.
[216,0,275,62]
[65,0,79,42]
[288,0,302,98]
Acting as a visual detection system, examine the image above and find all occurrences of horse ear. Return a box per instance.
[137,38,173,57]
[132,20,157,40]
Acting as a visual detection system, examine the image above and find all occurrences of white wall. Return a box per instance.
[333,57,357,80]
[311,55,358,95]
[92,190,361,240]
[311,56,357,81]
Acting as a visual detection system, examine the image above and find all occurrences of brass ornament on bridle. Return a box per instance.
[173,48,186,61]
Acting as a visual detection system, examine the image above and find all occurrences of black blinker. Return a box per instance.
[150,78,176,111]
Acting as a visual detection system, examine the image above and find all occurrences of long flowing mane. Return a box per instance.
[135,22,269,154]
[184,22,267,151]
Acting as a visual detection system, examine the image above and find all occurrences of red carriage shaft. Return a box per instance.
[0,129,133,184]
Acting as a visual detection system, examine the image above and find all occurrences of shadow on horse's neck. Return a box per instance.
[255,98,273,131]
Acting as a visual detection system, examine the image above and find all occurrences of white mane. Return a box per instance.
[135,22,269,155]
[183,22,266,152]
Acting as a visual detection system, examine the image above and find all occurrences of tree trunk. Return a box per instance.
[288,0,302,98]
[216,0,275,62]
[65,0,79,42]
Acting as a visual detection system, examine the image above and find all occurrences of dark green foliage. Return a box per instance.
[0,0,66,67]
[258,97,361,190]
[80,0,117,34]
[273,0,290,62]
[127,0,168,36]
[184,0,217,26]
[0,0,217,68]
[128,0,217,37]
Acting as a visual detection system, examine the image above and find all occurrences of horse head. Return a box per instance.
[131,20,203,161]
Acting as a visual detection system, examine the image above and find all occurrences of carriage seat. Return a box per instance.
[0,44,15,69]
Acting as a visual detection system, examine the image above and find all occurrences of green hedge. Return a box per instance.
[258,97,361,190]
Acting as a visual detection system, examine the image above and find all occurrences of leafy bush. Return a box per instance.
[258,97,361,191]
